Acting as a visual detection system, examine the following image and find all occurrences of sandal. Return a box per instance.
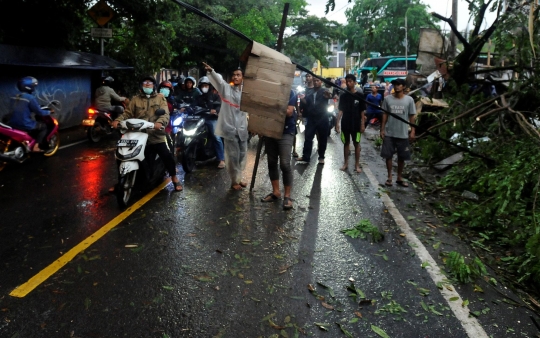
[396,180,409,187]
[239,182,247,188]
[261,193,280,202]
[384,179,393,186]
[283,197,293,210]
[172,180,183,192]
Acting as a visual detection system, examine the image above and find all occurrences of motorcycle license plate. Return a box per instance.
[117,139,138,147]
[82,119,95,126]
[185,115,201,120]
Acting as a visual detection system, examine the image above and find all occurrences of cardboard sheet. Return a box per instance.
[240,41,296,139]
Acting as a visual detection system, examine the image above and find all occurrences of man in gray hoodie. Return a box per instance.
[202,62,249,190]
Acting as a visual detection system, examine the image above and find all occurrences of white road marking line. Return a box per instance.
[362,165,489,338]
[59,140,87,150]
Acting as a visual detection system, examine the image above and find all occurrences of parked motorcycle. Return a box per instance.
[0,100,61,171]
[114,114,166,208]
[174,105,215,173]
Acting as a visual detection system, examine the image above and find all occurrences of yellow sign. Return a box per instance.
[87,1,115,27]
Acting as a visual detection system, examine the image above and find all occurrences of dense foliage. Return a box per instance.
[0,0,343,95]
[343,0,438,59]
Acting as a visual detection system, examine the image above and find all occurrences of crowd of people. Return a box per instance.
[96,68,416,207]
[7,67,415,211]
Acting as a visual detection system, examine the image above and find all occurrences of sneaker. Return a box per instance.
[318,159,325,165]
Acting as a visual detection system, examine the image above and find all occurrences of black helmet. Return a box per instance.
[140,76,157,94]
[103,76,114,86]
[17,76,38,94]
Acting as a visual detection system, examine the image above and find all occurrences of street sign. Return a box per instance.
[87,0,116,27]
[91,28,113,38]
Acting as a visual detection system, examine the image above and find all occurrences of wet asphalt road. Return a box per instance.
[0,127,538,338]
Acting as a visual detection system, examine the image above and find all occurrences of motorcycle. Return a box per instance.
[327,102,337,136]
[174,105,215,173]
[165,103,189,157]
[83,102,125,143]
[0,100,61,171]
[114,113,166,208]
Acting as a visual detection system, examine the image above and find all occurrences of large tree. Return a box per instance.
[343,0,438,59]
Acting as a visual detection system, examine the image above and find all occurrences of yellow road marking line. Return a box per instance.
[9,179,171,298]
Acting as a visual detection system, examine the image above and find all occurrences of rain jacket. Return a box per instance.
[9,93,50,130]
[95,85,123,111]
[206,70,248,141]
[115,92,169,145]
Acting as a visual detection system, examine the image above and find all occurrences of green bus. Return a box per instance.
[357,55,417,83]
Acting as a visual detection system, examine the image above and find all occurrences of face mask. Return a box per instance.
[143,87,153,95]
[201,87,209,94]
[160,88,170,97]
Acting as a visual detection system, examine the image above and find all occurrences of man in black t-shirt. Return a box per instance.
[335,74,366,173]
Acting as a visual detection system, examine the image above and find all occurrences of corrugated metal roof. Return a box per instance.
[0,44,133,70]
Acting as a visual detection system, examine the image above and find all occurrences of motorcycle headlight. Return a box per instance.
[183,128,197,136]
[296,85,305,93]
[327,106,334,113]
[172,116,183,126]
[116,144,143,160]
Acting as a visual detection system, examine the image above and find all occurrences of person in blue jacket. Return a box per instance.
[9,76,51,152]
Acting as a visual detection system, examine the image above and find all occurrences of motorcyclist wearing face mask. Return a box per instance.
[111,76,183,192]
[158,80,178,112]
[195,76,225,169]
[175,76,201,108]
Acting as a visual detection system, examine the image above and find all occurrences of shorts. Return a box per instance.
[380,136,411,160]
[341,130,361,144]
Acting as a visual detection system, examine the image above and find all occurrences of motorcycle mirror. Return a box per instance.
[155,109,166,116]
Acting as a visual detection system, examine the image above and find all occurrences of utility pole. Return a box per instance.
[449,0,458,56]
[405,14,408,73]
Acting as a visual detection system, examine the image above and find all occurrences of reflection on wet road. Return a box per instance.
[0,132,536,337]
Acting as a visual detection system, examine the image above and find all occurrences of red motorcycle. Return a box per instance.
[0,101,61,171]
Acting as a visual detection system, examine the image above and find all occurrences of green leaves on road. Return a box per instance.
[341,219,384,242]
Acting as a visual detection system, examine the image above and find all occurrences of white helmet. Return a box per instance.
[184,76,196,87]
[198,76,211,87]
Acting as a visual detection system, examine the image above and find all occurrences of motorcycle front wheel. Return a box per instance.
[116,171,137,208]
[87,122,102,143]
[44,131,60,157]
[181,145,196,173]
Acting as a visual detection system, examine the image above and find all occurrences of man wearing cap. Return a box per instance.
[380,78,416,187]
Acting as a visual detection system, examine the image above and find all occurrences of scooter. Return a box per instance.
[114,113,166,208]
[174,105,215,173]
[0,100,61,171]
[83,103,125,143]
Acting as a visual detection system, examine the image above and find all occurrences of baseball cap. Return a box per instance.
[391,78,406,86]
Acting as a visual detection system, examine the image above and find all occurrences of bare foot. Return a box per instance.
[355,167,362,173]
[239,182,247,188]
[340,163,348,171]
[231,184,243,190]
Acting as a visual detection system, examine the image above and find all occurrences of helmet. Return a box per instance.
[140,76,157,94]
[184,76,196,87]
[198,76,211,87]
[103,76,114,86]
[17,76,38,93]
[158,80,173,90]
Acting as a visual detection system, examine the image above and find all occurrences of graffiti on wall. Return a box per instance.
[0,72,91,129]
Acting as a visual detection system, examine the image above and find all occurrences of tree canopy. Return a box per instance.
[0,0,343,94]
[343,0,438,59]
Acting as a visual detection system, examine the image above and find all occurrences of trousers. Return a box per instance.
[224,135,247,184]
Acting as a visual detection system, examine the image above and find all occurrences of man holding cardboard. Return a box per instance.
[202,62,249,190]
